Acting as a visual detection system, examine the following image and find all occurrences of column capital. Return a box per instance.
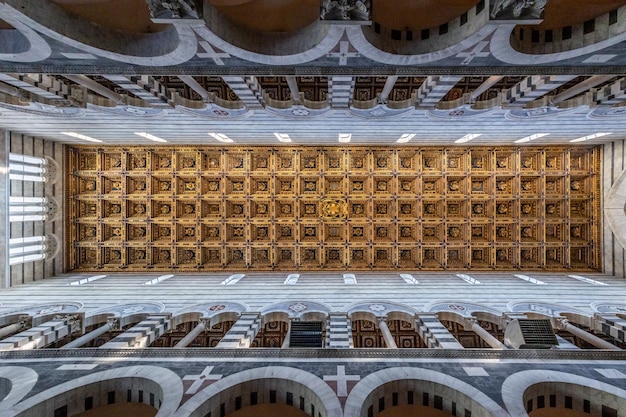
[106,317,119,330]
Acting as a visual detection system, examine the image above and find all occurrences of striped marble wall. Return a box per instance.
[603,139,626,277]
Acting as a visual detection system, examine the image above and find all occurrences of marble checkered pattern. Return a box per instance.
[221,76,265,109]
[0,317,75,351]
[597,314,626,344]
[506,75,576,106]
[216,312,262,348]
[415,76,463,107]
[326,313,353,349]
[592,77,626,105]
[101,314,171,348]
[416,314,464,349]
[102,75,170,108]
[328,76,355,108]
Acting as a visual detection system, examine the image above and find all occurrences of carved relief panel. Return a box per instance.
[67,146,601,272]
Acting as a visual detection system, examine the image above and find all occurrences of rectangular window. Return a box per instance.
[545,30,553,42]
[84,397,93,411]
[54,406,67,417]
[550,395,556,407]
[150,393,155,407]
[603,405,618,417]
[476,0,485,13]
[138,390,143,403]
[465,410,472,417]
[435,395,443,410]
[609,9,618,25]
[391,30,401,40]
[584,19,595,34]
[563,26,572,40]
[452,402,457,416]
[108,391,115,405]
[286,392,293,406]
[251,392,258,406]
[300,396,305,411]
[531,30,540,43]
[519,28,524,40]
[421,29,430,40]
[235,396,241,410]
[460,12,468,25]
[565,396,573,409]
[584,399,591,413]
[270,390,277,403]
[408,391,414,405]
[374,22,380,33]
[392,392,398,406]
[220,403,226,417]
[537,395,545,409]
[527,399,533,412]
[127,390,132,402]
[439,23,449,35]
[368,405,374,417]
[406,31,413,41]
[423,392,429,406]
[379,397,385,412]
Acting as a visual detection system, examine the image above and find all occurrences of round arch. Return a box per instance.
[502,370,626,417]
[2,366,183,417]
[344,367,509,417]
[0,366,38,411]
[174,366,342,417]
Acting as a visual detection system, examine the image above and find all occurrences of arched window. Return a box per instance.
[9,196,48,223]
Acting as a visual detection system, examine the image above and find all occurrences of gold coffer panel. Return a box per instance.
[66,146,601,272]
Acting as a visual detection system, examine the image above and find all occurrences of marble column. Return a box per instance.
[0,316,30,339]
[216,312,262,348]
[285,76,300,103]
[61,318,117,349]
[100,314,171,348]
[174,319,208,348]
[326,313,353,348]
[555,318,621,350]
[64,74,124,104]
[178,76,211,101]
[282,319,292,348]
[379,76,398,103]
[470,76,503,100]
[465,319,506,349]
[377,318,398,348]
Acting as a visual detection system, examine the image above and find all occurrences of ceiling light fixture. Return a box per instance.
[396,134,415,143]
[338,133,352,143]
[134,132,167,143]
[208,133,234,143]
[570,132,612,143]
[455,133,481,144]
[61,132,103,143]
[274,133,292,143]
[514,133,549,144]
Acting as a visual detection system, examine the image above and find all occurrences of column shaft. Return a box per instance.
[178,76,210,101]
[0,322,25,339]
[64,74,124,104]
[561,322,621,350]
[61,321,113,349]
[377,319,397,349]
[468,321,506,349]
[174,320,206,348]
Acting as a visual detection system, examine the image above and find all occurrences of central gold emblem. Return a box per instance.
[321,199,348,219]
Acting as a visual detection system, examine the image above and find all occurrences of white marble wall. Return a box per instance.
[603,140,626,277]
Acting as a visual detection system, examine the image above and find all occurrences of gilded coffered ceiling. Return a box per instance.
[66,145,601,272]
